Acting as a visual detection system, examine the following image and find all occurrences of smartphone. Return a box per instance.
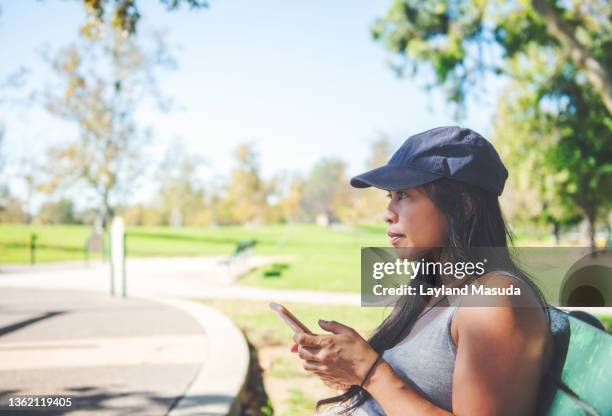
[269,302,313,334]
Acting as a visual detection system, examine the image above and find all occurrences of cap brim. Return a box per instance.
[350,165,441,191]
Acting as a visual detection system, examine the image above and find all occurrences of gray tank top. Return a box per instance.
[319,271,535,416]
[356,296,461,415]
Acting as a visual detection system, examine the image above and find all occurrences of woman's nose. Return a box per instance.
[384,204,398,224]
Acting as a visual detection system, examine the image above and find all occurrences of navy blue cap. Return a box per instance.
[350,126,508,196]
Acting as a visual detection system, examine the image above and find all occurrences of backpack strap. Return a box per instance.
[537,306,604,416]
[545,373,599,416]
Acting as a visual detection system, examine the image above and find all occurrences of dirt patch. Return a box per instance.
[236,340,274,415]
[237,342,341,415]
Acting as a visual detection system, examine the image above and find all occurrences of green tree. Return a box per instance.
[0,121,5,180]
[0,132,5,211]
[37,199,79,224]
[495,97,584,244]
[267,172,305,223]
[80,0,208,36]
[301,158,350,223]
[43,18,175,227]
[0,69,28,213]
[155,140,208,226]
[217,142,268,225]
[0,135,27,225]
[373,0,612,248]
[0,195,27,224]
[372,0,612,115]
[495,67,612,249]
[342,135,393,225]
[366,134,393,168]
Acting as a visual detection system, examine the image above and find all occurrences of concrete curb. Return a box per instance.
[143,296,250,416]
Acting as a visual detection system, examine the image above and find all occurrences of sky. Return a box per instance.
[0,0,504,209]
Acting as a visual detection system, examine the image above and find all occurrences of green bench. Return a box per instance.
[542,309,612,415]
[222,239,257,265]
[235,239,257,255]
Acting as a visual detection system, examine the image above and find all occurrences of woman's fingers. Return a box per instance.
[318,319,355,335]
[297,345,321,361]
[303,359,326,372]
[293,331,323,347]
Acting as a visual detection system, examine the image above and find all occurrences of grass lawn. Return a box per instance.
[202,299,391,416]
[0,223,388,292]
[0,224,104,264]
[0,223,555,292]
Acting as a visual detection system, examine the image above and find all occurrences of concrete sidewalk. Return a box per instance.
[0,288,247,416]
[0,256,357,416]
[0,257,360,306]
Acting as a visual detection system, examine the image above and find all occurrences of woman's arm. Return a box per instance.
[294,276,551,416]
[362,358,452,415]
[448,275,552,415]
[363,275,551,416]
[295,321,453,415]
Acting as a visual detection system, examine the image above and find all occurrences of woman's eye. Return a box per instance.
[398,191,409,199]
[386,192,392,199]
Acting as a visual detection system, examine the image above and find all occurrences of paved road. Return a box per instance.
[0,287,206,416]
[0,256,356,416]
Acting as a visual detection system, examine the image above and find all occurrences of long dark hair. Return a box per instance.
[316,177,548,414]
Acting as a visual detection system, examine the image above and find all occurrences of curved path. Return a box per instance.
[0,257,268,416]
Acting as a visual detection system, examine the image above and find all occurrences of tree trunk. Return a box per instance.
[586,213,596,254]
[552,221,560,246]
[531,0,612,115]
[101,190,113,229]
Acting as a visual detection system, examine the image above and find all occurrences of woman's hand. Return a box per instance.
[290,319,379,390]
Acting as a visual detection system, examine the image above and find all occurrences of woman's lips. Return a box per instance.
[387,231,406,246]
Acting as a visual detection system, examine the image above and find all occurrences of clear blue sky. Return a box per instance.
[0,0,503,207]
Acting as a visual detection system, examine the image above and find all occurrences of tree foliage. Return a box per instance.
[339,135,393,225]
[217,142,269,225]
[81,0,208,36]
[37,199,79,224]
[301,158,351,223]
[43,15,175,226]
[155,140,208,227]
[495,50,612,247]
[372,0,612,115]
[374,0,612,247]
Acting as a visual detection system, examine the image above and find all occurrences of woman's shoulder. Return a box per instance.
[462,269,546,308]
[452,269,553,358]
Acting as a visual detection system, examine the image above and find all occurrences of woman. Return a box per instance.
[292,127,554,415]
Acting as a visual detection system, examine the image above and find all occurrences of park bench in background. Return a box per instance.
[542,308,612,415]
[222,239,257,266]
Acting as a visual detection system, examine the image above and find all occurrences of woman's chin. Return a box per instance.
[392,246,432,261]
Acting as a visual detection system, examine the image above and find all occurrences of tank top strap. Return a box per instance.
[469,269,551,326]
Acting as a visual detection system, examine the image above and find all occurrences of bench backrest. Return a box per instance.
[546,314,612,415]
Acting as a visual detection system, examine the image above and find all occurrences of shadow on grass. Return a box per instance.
[0,242,83,254]
[263,263,290,278]
[237,339,274,416]
[125,231,243,246]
